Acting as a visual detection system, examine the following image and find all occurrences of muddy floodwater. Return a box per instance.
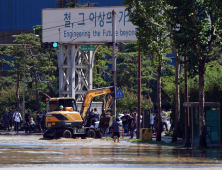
[0,135,221,169]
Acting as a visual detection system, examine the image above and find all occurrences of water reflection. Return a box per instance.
[0,135,221,167]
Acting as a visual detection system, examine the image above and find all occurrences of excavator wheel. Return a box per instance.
[43,130,51,138]
[95,130,102,138]
[87,129,96,138]
[43,129,56,139]
[63,130,72,138]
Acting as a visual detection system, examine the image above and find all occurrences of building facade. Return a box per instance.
[0,0,124,44]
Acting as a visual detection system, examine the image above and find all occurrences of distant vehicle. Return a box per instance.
[117,114,124,119]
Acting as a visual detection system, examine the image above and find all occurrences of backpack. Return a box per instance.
[13,112,22,122]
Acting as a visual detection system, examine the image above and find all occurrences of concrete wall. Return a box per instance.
[76,102,103,113]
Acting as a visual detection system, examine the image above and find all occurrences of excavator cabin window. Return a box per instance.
[49,99,77,111]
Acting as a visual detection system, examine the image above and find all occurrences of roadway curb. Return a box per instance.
[0,130,43,136]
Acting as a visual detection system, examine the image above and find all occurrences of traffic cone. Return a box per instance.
[122,133,124,139]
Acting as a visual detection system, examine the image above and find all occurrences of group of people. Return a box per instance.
[1,108,46,133]
[2,108,22,132]
[36,110,47,132]
[120,111,137,139]
[86,108,100,128]
[1,108,36,133]
[152,108,169,134]
[111,108,171,142]
[111,110,138,142]
[24,110,36,133]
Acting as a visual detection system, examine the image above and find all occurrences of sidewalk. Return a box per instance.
[0,129,43,136]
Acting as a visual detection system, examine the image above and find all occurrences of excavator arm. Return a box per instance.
[81,86,114,122]
[105,94,112,110]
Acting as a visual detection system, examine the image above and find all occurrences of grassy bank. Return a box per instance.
[129,139,222,151]
[196,147,222,152]
[105,137,113,141]
[129,139,182,147]
[105,137,123,141]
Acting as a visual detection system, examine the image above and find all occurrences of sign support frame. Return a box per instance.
[112,10,117,118]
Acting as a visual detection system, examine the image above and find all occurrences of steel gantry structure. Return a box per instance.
[54,44,101,101]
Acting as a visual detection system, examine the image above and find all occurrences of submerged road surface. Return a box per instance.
[0,135,221,169]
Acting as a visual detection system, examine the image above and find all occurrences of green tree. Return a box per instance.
[117,43,156,99]
[67,0,90,8]
[4,42,28,109]
[93,45,112,89]
[117,86,153,113]
[5,33,56,111]
[166,0,222,147]
[124,0,171,141]
[0,46,15,90]
[33,25,59,98]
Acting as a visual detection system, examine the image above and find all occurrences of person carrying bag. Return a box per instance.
[13,109,22,133]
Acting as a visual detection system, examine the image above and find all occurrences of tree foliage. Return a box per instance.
[117,86,153,113]
[166,0,222,147]
[117,43,156,96]
[124,0,172,141]
[2,33,57,112]
[93,45,112,89]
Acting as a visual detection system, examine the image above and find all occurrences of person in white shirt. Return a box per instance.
[13,109,22,133]
[162,108,168,132]
[150,113,155,133]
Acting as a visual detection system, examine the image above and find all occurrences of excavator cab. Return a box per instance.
[47,98,77,112]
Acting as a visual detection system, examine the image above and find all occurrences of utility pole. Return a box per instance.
[112,10,117,118]
[184,56,191,147]
[22,45,26,119]
[137,46,141,139]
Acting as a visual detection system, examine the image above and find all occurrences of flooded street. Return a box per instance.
[0,135,221,169]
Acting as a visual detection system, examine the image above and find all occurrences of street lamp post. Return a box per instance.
[112,10,117,118]
[22,45,26,119]
[22,62,26,119]
[137,46,141,139]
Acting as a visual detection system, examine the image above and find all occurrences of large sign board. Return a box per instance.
[42,6,137,43]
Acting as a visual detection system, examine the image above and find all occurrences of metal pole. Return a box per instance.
[185,56,191,147]
[33,28,35,44]
[112,10,117,118]
[137,46,141,139]
[89,49,93,90]
[192,107,194,149]
[59,45,63,97]
[59,28,61,44]
[71,45,76,98]
[219,106,221,148]
[22,45,26,119]
[23,62,25,119]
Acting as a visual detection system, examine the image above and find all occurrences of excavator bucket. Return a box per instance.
[98,116,112,129]
[98,96,113,129]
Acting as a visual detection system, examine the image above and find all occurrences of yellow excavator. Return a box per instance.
[43,86,114,138]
